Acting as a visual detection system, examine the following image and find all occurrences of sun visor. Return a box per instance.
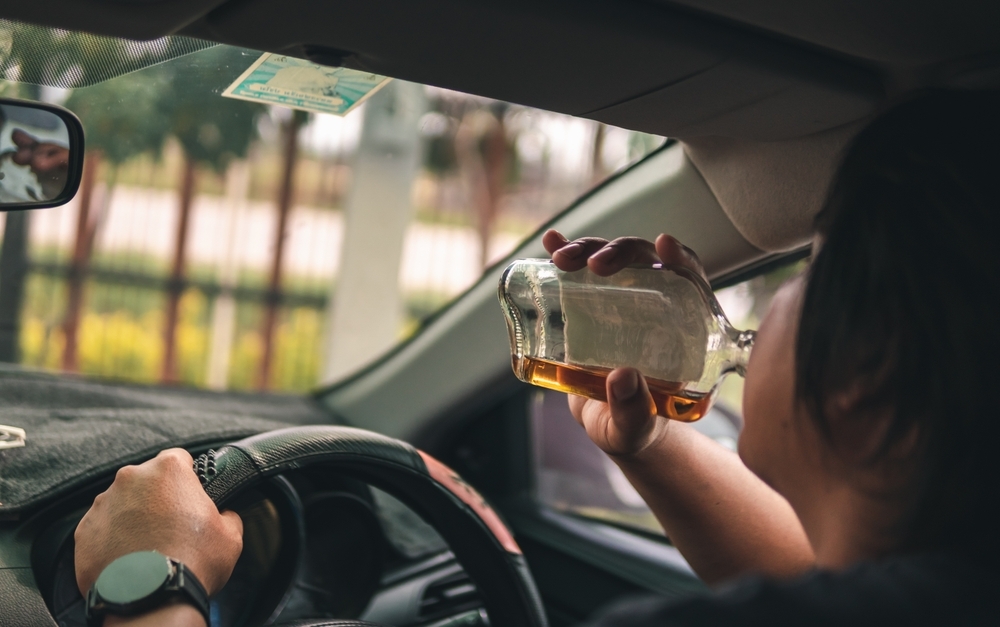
[682,120,865,251]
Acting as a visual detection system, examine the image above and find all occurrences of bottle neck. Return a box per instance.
[724,329,756,377]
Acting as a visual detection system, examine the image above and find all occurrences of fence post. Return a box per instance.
[60,150,102,372]
[257,111,304,390]
[162,153,196,383]
[206,159,250,390]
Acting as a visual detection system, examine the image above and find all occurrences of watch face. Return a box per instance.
[94,551,172,605]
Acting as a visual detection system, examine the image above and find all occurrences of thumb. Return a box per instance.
[197,509,244,595]
[219,509,244,541]
[606,368,660,456]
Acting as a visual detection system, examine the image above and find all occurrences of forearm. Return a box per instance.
[613,422,815,585]
[104,603,206,627]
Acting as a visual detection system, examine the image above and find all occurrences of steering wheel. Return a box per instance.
[194,425,548,627]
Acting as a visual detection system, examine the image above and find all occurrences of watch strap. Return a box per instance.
[171,560,211,625]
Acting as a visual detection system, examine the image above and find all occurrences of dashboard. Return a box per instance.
[33,467,488,627]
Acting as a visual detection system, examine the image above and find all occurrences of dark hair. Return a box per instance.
[795,91,1000,555]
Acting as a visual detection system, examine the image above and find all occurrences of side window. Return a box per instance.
[531,259,807,536]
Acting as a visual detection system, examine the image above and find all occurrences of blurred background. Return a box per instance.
[0,33,666,393]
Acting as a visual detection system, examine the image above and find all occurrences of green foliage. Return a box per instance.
[16,245,452,392]
[65,73,171,165]
[0,20,210,89]
[163,46,267,172]
[61,45,266,170]
[0,81,24,98]
[1,22,111,89]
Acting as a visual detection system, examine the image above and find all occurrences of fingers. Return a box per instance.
[545,230,708,282]
[541,229,569,254]
[149,449,204,491]
[587,237,660,276]
[545,230,662,275]
[111,449,200,495]
[655,233,709,282]
[545,231,612,271]
[220,512,244,560]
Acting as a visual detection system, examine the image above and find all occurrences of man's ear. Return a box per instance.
[824,382,891,461]
[824,380,920,468]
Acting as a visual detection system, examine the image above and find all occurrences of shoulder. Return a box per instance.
[584,552,998,627]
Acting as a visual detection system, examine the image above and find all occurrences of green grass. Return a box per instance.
[17,248,454,392]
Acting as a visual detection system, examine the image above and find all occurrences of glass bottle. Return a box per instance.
[498,259,755,422]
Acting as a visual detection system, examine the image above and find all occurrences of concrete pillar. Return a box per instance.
[320,81,426,383]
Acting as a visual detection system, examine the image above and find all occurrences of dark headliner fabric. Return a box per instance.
[0,366,332,516]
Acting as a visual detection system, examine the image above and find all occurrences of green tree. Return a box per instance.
[58,73,174,371]
[65,74,171,166]
[164,46,265,172]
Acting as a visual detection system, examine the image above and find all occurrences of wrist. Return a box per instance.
[103,602,206,627]
[85,551,211,627]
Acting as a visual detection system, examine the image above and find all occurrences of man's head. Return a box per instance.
[740,91,1000,557]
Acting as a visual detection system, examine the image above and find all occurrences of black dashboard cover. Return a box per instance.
[0,366,333,517]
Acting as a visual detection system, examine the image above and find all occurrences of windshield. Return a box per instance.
[0,24,664,392]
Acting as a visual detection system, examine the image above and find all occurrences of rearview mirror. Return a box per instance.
[0,98,84,210]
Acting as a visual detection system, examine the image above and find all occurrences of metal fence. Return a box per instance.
[0,84,664,393]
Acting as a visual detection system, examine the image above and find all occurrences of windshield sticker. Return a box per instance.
[222,52,391,116]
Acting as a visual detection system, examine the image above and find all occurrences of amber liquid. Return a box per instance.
[517,356,712,422]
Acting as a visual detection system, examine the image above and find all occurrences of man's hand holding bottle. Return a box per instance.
[541,229,708,459]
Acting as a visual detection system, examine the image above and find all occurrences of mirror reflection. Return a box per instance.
[0,103,71,204]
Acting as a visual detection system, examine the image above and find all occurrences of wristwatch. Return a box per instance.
[85,551,211,627]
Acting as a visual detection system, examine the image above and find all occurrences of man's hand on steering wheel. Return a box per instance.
[74,448,244,626]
